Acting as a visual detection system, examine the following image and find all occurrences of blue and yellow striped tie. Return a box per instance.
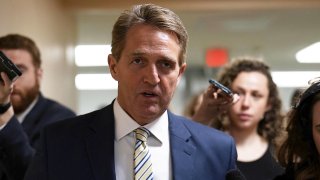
[134,127,154,180]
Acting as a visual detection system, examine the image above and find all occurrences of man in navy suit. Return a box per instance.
[0,34,76,180]
[25,4,238,180]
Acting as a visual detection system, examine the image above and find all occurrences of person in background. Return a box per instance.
[275,77,320,179]
[24,4,238,180]
[289,88,304,108]
[192,57,285,180]
[183,90,204,118]
[0,34,76,180]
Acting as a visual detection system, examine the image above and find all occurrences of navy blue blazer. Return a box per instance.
[25,103,237,180]
[0,93,76,180]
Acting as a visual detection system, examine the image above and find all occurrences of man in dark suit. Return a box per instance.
[0,34,76,180]
[25,4,238,180]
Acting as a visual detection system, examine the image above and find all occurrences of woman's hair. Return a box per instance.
[277,82,320,179]
[111,4,188,66]
[290,88,304,108]
[214,57,284,144]
[183,91,204,118]
[0,34,41,68]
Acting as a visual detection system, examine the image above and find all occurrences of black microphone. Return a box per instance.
[225,169,246,180]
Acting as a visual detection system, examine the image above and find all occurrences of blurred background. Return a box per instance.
[1,0,320,115]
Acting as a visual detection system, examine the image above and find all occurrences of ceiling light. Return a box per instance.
[75,45,111,66]
[296,42,320,63]
[75,73,118,90]
[271,71,320,87]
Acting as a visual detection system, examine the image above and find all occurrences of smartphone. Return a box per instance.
[209,79,234,98]
[0,51,22,82]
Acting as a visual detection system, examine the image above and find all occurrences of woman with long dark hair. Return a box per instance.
[276,78,320,179]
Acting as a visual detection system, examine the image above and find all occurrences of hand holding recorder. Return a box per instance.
[0,50,22,82]
[191,79,239,125]
[209,79,234,98]
[0,50,22,105]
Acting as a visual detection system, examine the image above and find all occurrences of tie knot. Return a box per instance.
[134,127,150,142]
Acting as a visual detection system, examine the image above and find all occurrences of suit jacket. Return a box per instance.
[0,93,76,180]
[24,102,237,180]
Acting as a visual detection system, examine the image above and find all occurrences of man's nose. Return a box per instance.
[144,65,160,85]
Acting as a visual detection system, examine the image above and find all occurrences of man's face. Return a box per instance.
[1,49,42,114]
[108,24,186,125]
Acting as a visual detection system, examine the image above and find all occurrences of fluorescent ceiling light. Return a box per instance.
[272,71,320,87]
[296,42,320,63]
[75,73,118,90]
[75,45,111,66]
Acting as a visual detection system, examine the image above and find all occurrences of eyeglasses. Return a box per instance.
[295,76,320,109]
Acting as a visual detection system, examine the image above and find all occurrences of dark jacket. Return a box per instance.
[0,93,76,180]
[25,102,237,180]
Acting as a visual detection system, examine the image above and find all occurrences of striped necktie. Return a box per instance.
[133,127,154,180]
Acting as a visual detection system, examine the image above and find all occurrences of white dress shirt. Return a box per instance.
[114,99,172,180]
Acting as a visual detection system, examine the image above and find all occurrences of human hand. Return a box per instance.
[0,72,15,126]
[192,84,239,125]
[0,72,14,104]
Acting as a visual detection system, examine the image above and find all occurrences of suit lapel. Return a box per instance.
[81,107,196,180]
[21,93,46,137]
[84,105,116,180]
[168,112,196,180]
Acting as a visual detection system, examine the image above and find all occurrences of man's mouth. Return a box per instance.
[142,92,157,97]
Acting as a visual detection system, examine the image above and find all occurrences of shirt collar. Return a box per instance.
[113,98,168,144]
[16,95,39,123]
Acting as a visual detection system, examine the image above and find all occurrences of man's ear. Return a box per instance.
[36,68,43,83]
[108,54,119,81]
[177,63,187,83]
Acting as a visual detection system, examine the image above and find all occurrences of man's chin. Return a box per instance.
[10,95,22,104]
[12,101,30,114]
[11,97,27,113]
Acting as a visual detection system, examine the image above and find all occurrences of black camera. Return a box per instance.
[0,50,22,82]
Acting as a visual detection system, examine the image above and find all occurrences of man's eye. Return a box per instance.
[162,62,171,68]
[133,58,142,64]
[17,67,26,74]
[160,60,175,69]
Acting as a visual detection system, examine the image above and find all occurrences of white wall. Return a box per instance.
[0,0,77,112]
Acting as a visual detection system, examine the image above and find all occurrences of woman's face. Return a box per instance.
[312,100,320,154]
[228,71,270,131]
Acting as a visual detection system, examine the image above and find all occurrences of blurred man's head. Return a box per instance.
[0,34,43,114]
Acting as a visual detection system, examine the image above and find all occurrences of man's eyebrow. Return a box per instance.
[131,51,144,56]
[131,50,147,56]
[16,64,27,69]
[131,51,176,62]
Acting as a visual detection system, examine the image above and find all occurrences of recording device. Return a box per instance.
[0,51,22,82]
[225,169,247,180]
[209,79,234,98]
